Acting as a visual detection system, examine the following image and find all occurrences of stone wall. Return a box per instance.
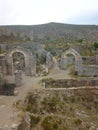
[60,48,98,77]
[14,70,22,86]
[82,56,96,65]
[60,48,83,75]
[6,46,36,76]
[82,55,98,65]
[0,54,7,75]
[42,78,98,88]
[46,52,54,71]
[81,65,98,77]
[0,82,16,95]
[0,44,7,52]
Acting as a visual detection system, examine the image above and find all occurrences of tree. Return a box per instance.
[78,38,83,43]
[94,42,98,48]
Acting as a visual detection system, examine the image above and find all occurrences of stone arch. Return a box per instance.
[60,48,83,75]
[12,51,25,71]
[6,46,36,76]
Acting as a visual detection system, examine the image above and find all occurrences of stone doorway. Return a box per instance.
[12,52,25,72]
[6,46,36,76]
[60,48,83,75]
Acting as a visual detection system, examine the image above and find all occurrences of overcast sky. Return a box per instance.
[0,0,98,25]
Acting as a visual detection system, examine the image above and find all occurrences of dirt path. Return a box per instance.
[0,69,71,128]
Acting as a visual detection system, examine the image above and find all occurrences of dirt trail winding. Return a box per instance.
[0,68,71,128]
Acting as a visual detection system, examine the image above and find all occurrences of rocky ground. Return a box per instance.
[0,67,98,130]
[0,67,70,129]
[17,88,98,130]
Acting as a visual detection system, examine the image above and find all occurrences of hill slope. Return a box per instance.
[0,22,98,43]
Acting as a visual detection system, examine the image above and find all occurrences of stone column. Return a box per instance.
[14,70,22,86]
[46,52,53,70]
[60,56,68,70]
[75,59,83,75]
[96,55,98,65]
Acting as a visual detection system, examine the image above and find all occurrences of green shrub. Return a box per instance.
[17,123,23,130]
[74,71,78,75]
[41,116,59,130]
[74,118,82,126]
[30,114,40,128]
[94,42,98,48]
[78,38,83,43]
[41,96,59,112]
[93,75,97,77]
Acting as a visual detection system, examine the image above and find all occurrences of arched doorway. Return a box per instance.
[12,52,25,72]
[6,46,36,76]
[60,48,83,75]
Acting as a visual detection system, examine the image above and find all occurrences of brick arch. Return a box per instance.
[60,48,83,74]
[6,46,35,76]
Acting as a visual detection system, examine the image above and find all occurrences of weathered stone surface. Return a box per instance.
[1,45,98,77]
[0,82,15,95]
[43,78,98,88]
[46,52,54,71]
[60,48,83,74]
[14,70,22,86]
[81,65,98,76]
[6,46,36,76]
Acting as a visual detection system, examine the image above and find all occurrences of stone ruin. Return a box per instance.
[14,70,22,86]
[0,46,36,77]
[60,48,83,75]
[0,43,54,80]
[60,48,98,76]
[1,43,98,80]
[46,52,54,73]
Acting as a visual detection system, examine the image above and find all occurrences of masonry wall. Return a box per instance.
[46,52,54,71]
[43,78,98,88]
[81,65,98,77]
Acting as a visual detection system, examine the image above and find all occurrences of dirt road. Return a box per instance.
[0,68,71,128]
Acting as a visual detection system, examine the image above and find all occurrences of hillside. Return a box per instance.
[0,22,98,43]
[0,22,98,56]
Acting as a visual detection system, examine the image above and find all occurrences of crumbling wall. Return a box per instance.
[81,65,98,77]
[6,46,36,76]
[0,82,15,95]
[43,78,98,88]
[46,52,54,72]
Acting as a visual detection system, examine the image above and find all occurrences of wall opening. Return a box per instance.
[12,52,25,72]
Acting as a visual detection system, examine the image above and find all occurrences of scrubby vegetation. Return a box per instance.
[17,88,98,130]
[94,42,98,49]
[0,23,98,56]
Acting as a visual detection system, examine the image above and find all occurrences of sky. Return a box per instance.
[0,0,98,25]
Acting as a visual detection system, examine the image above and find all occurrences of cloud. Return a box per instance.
[0,0,98,25]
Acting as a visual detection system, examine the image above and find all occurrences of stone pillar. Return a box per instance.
[60,56,68,70]
[6,54,14,75]
[31,54,36,76]
[14,70,22,86]
[96,55,98,65]
[0,59,6,76]
[46,52,53,70]
[75,59,83,75]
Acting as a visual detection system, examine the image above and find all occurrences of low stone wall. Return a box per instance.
[42,78,98,88]
[1,87,97,130]
[82,56,96,65]
[0,82,16,95]
[15,87,98,130]
[81,65,98,77]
